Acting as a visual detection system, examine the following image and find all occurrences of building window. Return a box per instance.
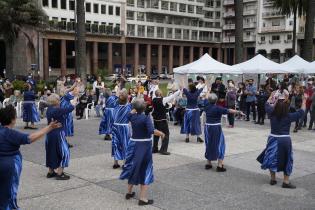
[170,2,177,11]
[42,0,48,7]
[138,25,145,37]
[149,0,159,8]
[287,34,292,40]
[101,5,106,14]
[69,0,75,10]
[109,6,113,15]
[246,31,251,36]
[272,35,280,41]
[167,28,173,39]
[157,27,164,38]
[191,30,198,40]
[216,11,221,19]
[188,5,194,13]
[127,11,134,20]
[216,0,221,7]
[61,0,66,9]
[116,7,120,16]
[183,29,189,39]
[137,12,144,21]
[289,21,293,26]
[196,6,203,14]
[146,14,154,22]
[147,26,154,37]
[179,4,186,12]
[86,3,91,12]
[175,29,182,39]
[127,0,134,6]
[94,4,99,13]
[52,0,58,8]
[272,20,280,26]
[161,1,169,10]
[261,36,265,42]
[137,0,144,8]
[127,24,135,36]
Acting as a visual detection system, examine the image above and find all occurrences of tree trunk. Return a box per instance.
[76,0,87,82]
[235,0,244,63]
[302,0,315,61]
[5,42,14,80]
[292,9,297,55]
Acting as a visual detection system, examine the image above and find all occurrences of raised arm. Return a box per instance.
[28,121,62,143]
[162,90,181,105]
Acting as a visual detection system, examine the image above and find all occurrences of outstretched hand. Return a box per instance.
[49,120,62,129]
[160,132,166,140]
[130,109,137,114]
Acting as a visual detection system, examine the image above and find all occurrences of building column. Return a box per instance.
[189,46,194,63]
[43,38,49,80]
[168,45,173,74]
[158,45,163,75]
[199,47,203,57]
[280,53,285,63]
[122,43,126,74]
[208,47,212,56]
[243,47,248,61]
[146,44,151,75]
[60,39,67,76]
[92,41,98,75]
[217,47,222,62]
[224,48,228,64]
[179,46,184,66]
[134,43,139,76]
[108,42,113,74]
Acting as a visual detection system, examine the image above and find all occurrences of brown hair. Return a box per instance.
[272,100,289,120]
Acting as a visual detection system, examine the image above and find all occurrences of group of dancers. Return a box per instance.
[0,77,307,209]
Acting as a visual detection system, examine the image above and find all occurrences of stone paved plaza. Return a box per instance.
[17,117,315,210]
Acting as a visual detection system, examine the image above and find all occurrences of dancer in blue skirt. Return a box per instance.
[257,92,306,189]
[0,105,61,210]
[23,83,40,129]
[181,83,204,143]
[60,83,78,147]
[204,93,243,172]
[120,98,165,206]
[99,88,118,141]
[46,94,78,180]
[112,90,132,169]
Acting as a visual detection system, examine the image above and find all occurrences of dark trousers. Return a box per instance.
[309,108,315,129]
[76,103,87,118]
[227,113,235,126]
[153,120,170,153]
[246,101,256,121]
[257,103,265,123]
[300,107,311,127]
[174,107,185,125]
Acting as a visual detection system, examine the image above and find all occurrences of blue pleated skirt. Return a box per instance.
[181,109,202,136]
[64,112,74,137]
[0,154,22,210]
[45,130,70,169]
[99,108,115,135]
[257,135,293,176]
[204,124,225,161]
[112,124,130,161]
[23,103,40,123]
[120,140,154,185]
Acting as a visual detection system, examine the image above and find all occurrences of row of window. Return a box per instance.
[42,0,120,16]
[50,17,120,28]
[260,34,293,42]
[126,24,221,41]
[126,0,221,9]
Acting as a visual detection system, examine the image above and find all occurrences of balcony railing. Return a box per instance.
[243,9,257,16]
[223,0,234,6]
[244,22,256,28]
[261,26,286,32]
[262,11,285,18]
[223,24,235,30]
[223,11,235,18]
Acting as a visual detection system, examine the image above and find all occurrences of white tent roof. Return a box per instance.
[232,54,296,74]
[279,55,310,74]
[304,61,315,74]
[173,53,242,74]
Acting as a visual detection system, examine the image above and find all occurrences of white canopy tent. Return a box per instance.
[305,61,315,74]
[173,53,242,74]
[232,54,298,74]
[278,55,311,74]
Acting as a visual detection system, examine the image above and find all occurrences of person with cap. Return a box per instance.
[181,83,204,143]
[204,93,243,172]
[152,88,181,155]
[120,98,165,206]
[22,83,40,129]
[257,91,306,189]
[111,89,132,169]
[99,88,118,141]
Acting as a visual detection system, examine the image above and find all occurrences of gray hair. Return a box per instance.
[132,98,146,113]
[47,93,60,106]
[208,93,218,104]
[104,88,112,98]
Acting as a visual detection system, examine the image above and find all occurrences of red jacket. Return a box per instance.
[305,87,313,109]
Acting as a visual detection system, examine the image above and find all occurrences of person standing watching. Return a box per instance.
[245,79,257,122]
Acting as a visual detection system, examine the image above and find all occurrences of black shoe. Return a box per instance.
[113,164,120,169]
[293,128,298,133]
[56,173,70,180]
[159,151,171,155]
[29,127,38,130]
[245,119,250,121]
[104,135,111,141]
[303,124,306,128]
[282,182,296,189]
[185,138,189,143]
[77,117,82,120]
[205,164,212,170]
[260,122,264,125]
[270,179,277,185]
[216,166,227,172]
[24,126,30,129]
[138,199,154,206]
[308,127,313,130]
[152,149,159,153]
[68,143,73,148]
[125,192,135,200]
[197,137,204,143]
[255,121,260,124]
[46,171,57,178]
[174,122,178,126]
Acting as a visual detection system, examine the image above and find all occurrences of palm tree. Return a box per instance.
[301,0,315,61]
[0,0,46,79]
[271,0,305,55]
[235,0,243,63]
[76,0,87,82]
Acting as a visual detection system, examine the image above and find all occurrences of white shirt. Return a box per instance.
[149,84,159,99]
[93,81,104,92]
[196,83,207,98]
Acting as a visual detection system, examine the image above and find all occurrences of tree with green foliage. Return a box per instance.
[0,0,46,79]
[301,0,315,61]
